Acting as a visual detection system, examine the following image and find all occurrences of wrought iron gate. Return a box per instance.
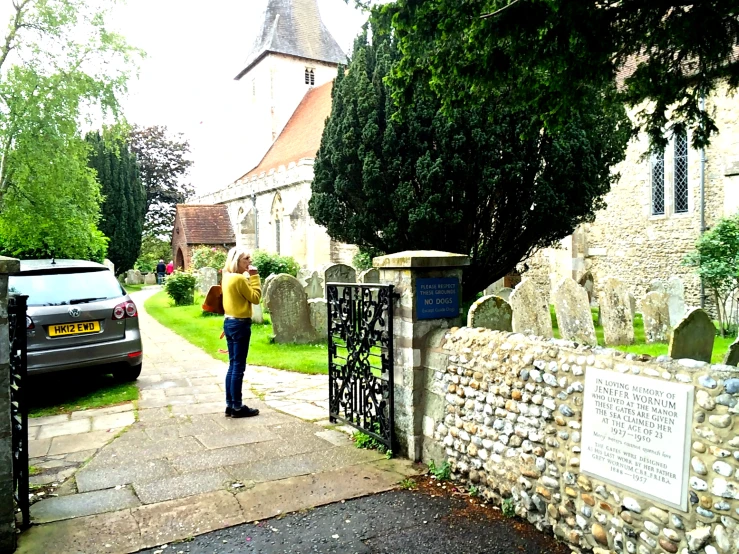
[9,294,29,528]
[327,283,395,452]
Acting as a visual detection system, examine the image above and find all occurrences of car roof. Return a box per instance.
[15,259,107,274]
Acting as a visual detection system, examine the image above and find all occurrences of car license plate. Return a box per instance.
[48,321,101,337]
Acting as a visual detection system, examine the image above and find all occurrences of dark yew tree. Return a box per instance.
[87,131,146,274]
[129,125,193,237]
[309,22,631,300]
[384,0,739,152]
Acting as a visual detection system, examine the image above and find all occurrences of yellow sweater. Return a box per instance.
[222,273,262,318]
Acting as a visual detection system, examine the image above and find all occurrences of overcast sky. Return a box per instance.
[111,0,367,196]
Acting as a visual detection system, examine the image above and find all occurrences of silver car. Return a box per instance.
[9,259,143,380]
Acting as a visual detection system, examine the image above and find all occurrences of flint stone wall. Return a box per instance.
[417,326,739,554]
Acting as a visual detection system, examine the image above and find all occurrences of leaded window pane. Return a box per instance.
[674,131,689,213]
[651,154,665,215]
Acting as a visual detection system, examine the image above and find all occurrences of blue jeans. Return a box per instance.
[224,318,252,410]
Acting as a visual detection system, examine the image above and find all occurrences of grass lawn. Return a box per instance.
[550,306,732,364]
[145,290,329,374]
[123,283,144,294]
[29,372,138,418]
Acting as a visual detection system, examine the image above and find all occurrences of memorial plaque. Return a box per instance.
[581,368,694,511]
[416,278,459,320]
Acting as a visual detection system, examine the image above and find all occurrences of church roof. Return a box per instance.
[174,204,235,245]
[244,80,333,179]
[235,0,346,80]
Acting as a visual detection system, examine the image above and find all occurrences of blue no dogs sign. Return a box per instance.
[416,277,459,320]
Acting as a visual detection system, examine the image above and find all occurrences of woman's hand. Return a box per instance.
[247,265,259,276]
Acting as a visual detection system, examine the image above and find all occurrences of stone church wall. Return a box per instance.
[418,327,739,554]
[525,84,739,311]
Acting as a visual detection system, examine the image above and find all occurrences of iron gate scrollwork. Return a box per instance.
[9,294,30,528]
[327,283,395,452]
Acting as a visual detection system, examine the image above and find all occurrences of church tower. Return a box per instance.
[236,0,346,160]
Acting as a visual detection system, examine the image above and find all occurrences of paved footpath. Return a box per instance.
[18,288,418,554]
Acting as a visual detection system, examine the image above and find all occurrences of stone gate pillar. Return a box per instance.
[374,250,469,461]
[0,256,19,552]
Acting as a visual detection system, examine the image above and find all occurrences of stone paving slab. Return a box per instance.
[69,403,134,420]
[234,464,403,523]
[195,427,278,450]
[91,411,136,431]
[88,436,205,468]
[168,443,276,473]
[28,439,51,458]
[133,467,231,505]
[47,430,117,456]
[132,490,244,549]
[36,418,91,439]
[76,459,177,493]
[28,414,70,427]
[17,509,143,554]
[30,486,140,523]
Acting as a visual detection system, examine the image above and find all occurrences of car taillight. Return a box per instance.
[26,316,34,330]
[113,301,137,320]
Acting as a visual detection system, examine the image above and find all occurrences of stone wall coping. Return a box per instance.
[0,256,19,274]
[373,251,470,269]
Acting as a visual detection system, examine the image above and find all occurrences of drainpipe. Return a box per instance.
[699,95,706,308]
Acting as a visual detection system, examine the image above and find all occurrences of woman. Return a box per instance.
[222,247,261,418]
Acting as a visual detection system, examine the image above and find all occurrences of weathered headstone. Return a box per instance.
[144,273,157,286]
[133,269,143,285]
[578,271,595,304]
[666,276,687,327]
[358,268,380,284]
[251,301,264,324]
[308,298,328,338]
[103,259,115,273]
[668,308,716,363]
[323,263,356,284]
[509,279,553,339]
[262,273,279,307]
[724,337,739,366]
[640,291,670,343]
[483,278,504,297]
[263,274,318,343]
[125,269,136,285]
[495,287,513,303]
[197,267,218,295]
[467,295,513,331]
[301,271,324,299]
[598,277,634,345]
[553,277,597,346]
[647,279,666,294]
[627,291,636,319]
[297,268,313,282]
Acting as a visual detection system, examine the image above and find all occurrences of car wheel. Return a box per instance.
[113,363,142,382]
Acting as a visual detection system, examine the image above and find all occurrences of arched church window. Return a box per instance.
[305,68,310,84]
[305,68,315,85]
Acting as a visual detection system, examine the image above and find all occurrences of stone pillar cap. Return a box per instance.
[373,250,470,269]
[0,256,20,274]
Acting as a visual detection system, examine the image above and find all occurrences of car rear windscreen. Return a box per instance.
[9,270,125,306]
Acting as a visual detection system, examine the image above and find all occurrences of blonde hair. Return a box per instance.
[223,247,252,274]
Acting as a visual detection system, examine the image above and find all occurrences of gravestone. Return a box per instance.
[197,267,218,295]
[509,279,553,339]
[262,273,279,306]
[358,268,380,284]
[125,269,136,285]
[666,276,687,327]
[103,259,115,273]
[323,263,356,284]
[724,337,739,366]
[301,271,324,299]
[144,273,157,285]
[308,298,328,338]
[133,269,143,285]
[297,268,313,282]
[578,271,595,303]
[553,277,597,346]
[599,277,634,345]
[640,291,670,343]
[668,308,716,363]
[495,287,513,303]
[467,295,513,331]
[627,291,636,318]
[251,302,264,324]
[647,279,666,294]
[263,274,318,344]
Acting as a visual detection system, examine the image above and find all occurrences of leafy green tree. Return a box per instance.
[135,234,172,273]
[380,0,738,152]
[685,214,739,337]
[86,130,146,274]
[190,246,227,271]
[0,0,140,260]
[309,24,630,299]
[252,251,300,278]
[129,125,194,238]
